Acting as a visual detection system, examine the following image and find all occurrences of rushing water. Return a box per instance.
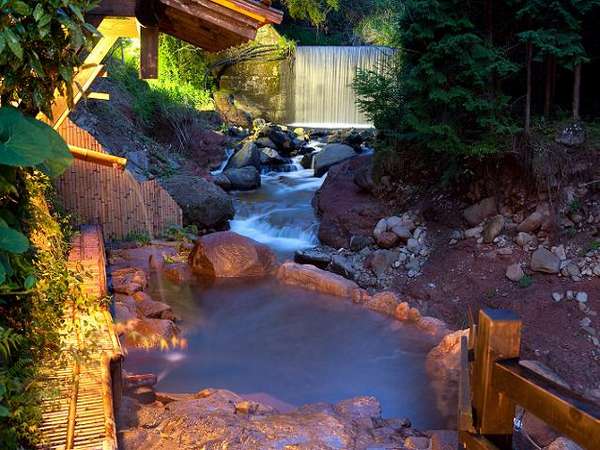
[125,145,451,429]
[290,46,394,128]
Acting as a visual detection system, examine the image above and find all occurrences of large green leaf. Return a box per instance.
[0,107,73,175]
[0,107,54,166]
[0,226,29,254]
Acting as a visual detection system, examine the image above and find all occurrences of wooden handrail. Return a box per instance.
[458,308,600,450]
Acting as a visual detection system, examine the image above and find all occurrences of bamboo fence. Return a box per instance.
[55,119,182,240]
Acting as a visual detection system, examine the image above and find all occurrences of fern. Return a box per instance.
[0,327,22,362]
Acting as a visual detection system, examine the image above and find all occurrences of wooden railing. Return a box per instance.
[458,309,600,450]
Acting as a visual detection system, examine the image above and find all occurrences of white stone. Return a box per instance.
[464,226,483,239]
[575,292,588,303]
[552,292,564,303]
[552,245,567,261]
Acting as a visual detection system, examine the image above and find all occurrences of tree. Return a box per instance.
[278,0,340,25]
[0,0,100,116]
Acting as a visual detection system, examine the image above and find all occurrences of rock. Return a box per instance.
[463,197,497,226]
[161,175,234,229]
[125,318,179,348]
[353,165,375,192]
[259,147,287,166]
[531,248,561,274]
[223,166,261,191]
[225,141,261,171]
[552,292,564,303]
[406,238,420,253]
[373,218,388,239]
[555,122,586,147]
[313,155,388,248]
[254,137,276,148]
[365,249,396,276]
[416,316,449,337]
[112,267,147,295]
[334,396,381,420]
[464,226,483,239]
[365,291,400,315]
[394,302,410,321]
[506,263,525,282]
[429,430,458,450]
[213,91,254,128]
[376,231,399,249]
[552,245,567,261]
[329,255,356,280]
[133,292,175,321]
[163,262,192,284]
[189,231,276,278]
[114,302,137,323]
[518,211,544,233]
[313,143,357,177]
[212,173,232,191]
[575,291,588,303]
[294,249,331,269]
[127,386,156,404]
[391,225,412,240]
[515,231,534,247]
[276,261,359,298]
[483,215,505,243]
[349,235,374,251]
[263,126,293,153]
[405,436,430,449]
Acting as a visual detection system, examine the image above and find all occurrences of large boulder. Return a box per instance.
[223,166,261,191]
[189,231,276,278]
[463,197,497,226]
[313,144,357,177]
[531,248,560,274]
[259,147,287,166]
[161,175,234,229]
[276,261,360,298]
[225,141,261,171]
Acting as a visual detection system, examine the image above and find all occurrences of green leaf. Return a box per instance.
[25,117,73,177]
[69,4,85,22]
[0,107,56,166]
[4,29,22,60]
[0,405,9,417]
[0,261,5,285]
[24,274,36,289]
[0,34,5,55]
[0,383,6,397]
[11,1,30,15]
[33,3,44,21]
[0,174,17,196]
[38,14,52,29]
[0,226,29,254]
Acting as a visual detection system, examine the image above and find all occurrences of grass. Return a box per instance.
[518,275,533,289]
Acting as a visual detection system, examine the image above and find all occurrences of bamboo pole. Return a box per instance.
[68,145,127,169]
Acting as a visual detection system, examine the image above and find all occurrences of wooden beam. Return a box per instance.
[89,0,136,17]
[493,360,600,450]
[472,309,521,438]
[97,17,139,38]
[68,145,128,169]
[161,0,258,40]
[140,26,159,79]
[87,92,110,100]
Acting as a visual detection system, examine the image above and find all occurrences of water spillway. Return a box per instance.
[290,46,393,128]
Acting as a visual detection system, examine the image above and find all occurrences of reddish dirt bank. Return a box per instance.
[315,157,600,397]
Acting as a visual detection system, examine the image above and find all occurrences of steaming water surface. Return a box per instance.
[125,149,450,429]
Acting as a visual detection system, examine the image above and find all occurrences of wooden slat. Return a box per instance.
[140,25,159,79]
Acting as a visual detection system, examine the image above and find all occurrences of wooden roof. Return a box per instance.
[89,0,283,52]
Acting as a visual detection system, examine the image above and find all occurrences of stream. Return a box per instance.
[124,147,451,429]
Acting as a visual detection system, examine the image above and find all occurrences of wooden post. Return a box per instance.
[472,309,521,447]
[140,26,159,79]
[572,63,581,121]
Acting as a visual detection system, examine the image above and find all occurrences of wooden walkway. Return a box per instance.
[38,226,122,450]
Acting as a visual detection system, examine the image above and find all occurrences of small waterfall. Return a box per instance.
[291,46,393,128]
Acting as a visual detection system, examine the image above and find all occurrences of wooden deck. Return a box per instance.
[38,226,122,450]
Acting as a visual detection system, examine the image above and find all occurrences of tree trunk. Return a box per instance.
[572,62,581,121]
[544,55,553,118]
[525,42,533,134]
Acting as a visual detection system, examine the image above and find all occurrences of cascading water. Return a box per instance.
[290,46,393,128]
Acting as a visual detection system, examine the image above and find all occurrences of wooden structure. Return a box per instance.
[55,119,182,240]
[458,309,600,450]
[38,226,123,450]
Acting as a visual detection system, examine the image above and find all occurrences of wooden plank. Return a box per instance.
[161,0,258,39]
[87,92,110,100]
[459,431,500,450]
[140,26,159,79]
[458,335,475,432]
[493,360,600,450]
[472,309,521,437]
[97,16,139,38]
